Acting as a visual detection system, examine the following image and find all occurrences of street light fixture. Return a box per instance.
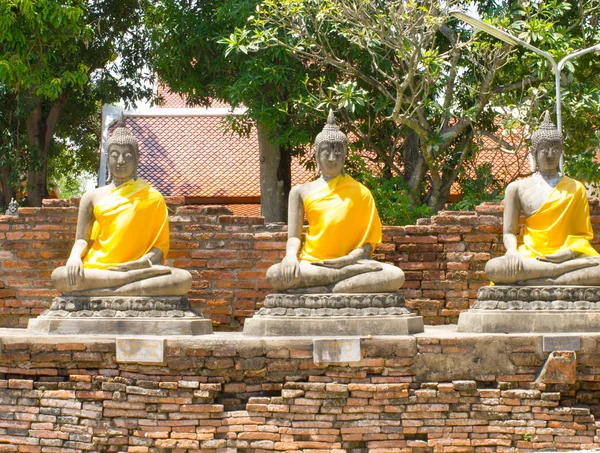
[450,10,600,134]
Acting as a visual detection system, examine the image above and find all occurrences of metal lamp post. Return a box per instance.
[450,11,600,134]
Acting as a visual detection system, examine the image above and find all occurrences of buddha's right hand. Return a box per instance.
[66,256,84,287]
[281,255,300,285]
[505,250,523,275]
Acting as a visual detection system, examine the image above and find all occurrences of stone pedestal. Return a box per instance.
[243,292,424,336]
[458,285,600,333]
[27,296,213,335]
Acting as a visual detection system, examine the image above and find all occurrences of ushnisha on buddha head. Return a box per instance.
[530,111,563,174]
[106,115,140,184]
[314,110,348,179]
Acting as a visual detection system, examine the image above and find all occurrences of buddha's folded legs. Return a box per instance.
[524,264,600,286]
[267,259,403,292]
[331,263,404,293]
[485,256,600,285]
[52,266,192,296]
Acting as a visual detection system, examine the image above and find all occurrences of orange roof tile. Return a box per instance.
[113,116,315,199]
[115,88,530,204]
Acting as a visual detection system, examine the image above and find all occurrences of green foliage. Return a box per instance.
[147,0,326,152]
[55,172,94,199]
[564,136,600,196]
[345,153,432,225]
[0,0,91,99]
[0,0,153,205]
[447,162,504,211]
[233,0,600,214]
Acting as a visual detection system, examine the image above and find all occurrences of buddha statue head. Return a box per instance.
[530,111,563,173]
[314,110,348,178]
[106,114,140,183]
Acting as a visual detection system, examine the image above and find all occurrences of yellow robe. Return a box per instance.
[299,174,382,262]
[83,179,170,269]
[518,176,599,258]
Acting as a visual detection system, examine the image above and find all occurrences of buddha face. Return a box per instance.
[534,139,562,172]
[108,144,138,182]
[317,141,346,179]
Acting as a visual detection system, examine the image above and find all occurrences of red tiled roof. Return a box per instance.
[155,87,234,109]
[114,116,315,199]
[113,89,530,205]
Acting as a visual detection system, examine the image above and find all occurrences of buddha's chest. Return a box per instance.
[518,178,558,217]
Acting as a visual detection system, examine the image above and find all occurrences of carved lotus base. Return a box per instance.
[27,296,213,336]
[42,296,200,318]
[244,292,423,337]
[458,285,600,333]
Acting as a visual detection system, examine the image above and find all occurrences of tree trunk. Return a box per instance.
[402,132,427,207]
[0,167,14,208]
[257,122,290,223]
[24,95,67,206]
[26,164,49,206]
[427,183,445,213]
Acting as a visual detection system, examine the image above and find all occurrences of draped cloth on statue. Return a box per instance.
[518,176,599,259]
[299,174,382,262]
[83,179,170,269]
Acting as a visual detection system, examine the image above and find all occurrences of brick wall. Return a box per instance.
[0,333,600,452]
[2,198,600,330]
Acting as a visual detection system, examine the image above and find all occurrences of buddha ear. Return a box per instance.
[528,150,537,173]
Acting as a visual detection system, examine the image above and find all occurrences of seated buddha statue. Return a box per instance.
[485,111,600,286]
[51,116,192,296]
[266,110,404,293]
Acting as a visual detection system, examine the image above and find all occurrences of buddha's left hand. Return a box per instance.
[313,254,358,269]
[537,249,576,263]
[109,259,153,272]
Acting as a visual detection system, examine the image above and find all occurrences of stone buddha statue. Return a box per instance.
[51,116,192,296]
[485,111,600,286]
[266,110,404,293]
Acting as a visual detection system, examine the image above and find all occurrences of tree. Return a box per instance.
[0,0,152,206]
[0,86,28,208]
[146,0,335,222]
[232,0,600,213]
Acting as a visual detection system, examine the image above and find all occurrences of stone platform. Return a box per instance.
[27,296,213,335]
[458,285,600,333]
[243,292,424,336]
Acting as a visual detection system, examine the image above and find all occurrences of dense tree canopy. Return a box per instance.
[1,0,598,222]
[227,0,600,215]
[0,0,152,207]
[147,0,336,222]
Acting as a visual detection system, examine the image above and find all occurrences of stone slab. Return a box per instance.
[313,338,361,363]
[458,310,600,333]
[243,315,424,337]
[116,338,165,363]
[27,317,213,336]
[543,335,581,352]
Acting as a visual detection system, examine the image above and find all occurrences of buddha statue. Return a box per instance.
[51,116,192,296]
[266,110,404,293]
[485,111,600,286]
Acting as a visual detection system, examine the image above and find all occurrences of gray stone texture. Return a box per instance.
[459,285,600,333]
[27,296,213,335]
[244,292,423,336]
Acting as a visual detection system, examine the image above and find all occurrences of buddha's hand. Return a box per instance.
[537,249,576,264]
[313,254,358,269]
[505,250,523,275]
[109,259,153,272]
[281,255,300,285]
[66,255,84,287]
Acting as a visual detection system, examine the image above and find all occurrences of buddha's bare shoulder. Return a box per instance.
[294,179,324,200]
[83,185,113,205]
[507,177,534,192]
